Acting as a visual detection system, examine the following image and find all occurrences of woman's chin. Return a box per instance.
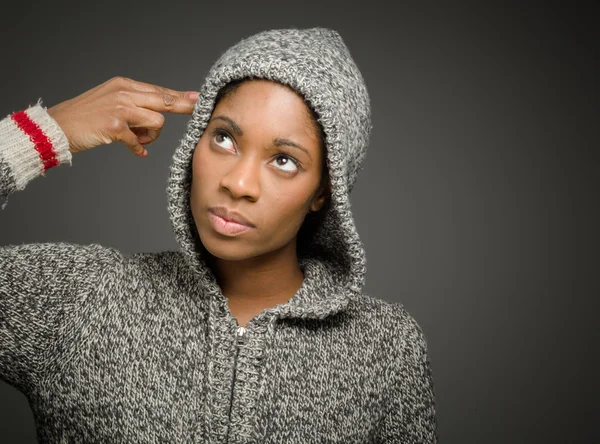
[199,232,255,261]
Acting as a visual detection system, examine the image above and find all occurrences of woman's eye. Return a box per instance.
[213,131,234,151]
[270,154,299,173]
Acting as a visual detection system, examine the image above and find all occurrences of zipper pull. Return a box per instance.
[237,326,247,345]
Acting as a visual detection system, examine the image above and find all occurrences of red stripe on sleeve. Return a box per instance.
[10,110,59,171]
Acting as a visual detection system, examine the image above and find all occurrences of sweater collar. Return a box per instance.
[191,256,351,321]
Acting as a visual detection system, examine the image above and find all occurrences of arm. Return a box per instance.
[376,309,439,443]
[0,241,122,395]
[0,100,121,395]
[0,98,72,210]
[1,83,194,393]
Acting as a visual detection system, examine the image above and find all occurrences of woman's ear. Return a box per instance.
[310,194,326,213]
[310,178,330,213]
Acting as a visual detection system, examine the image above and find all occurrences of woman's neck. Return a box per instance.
[210,241,305,309]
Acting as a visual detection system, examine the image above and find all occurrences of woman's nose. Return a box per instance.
[219,156,260,201]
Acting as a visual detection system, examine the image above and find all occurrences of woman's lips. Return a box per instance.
[208,211,254,236]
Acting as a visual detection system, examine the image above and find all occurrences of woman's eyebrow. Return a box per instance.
[212,115,243,136]
[211,115,311,160]
[274,138,311,160]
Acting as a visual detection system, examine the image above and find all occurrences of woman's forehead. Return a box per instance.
[212,81,318,136]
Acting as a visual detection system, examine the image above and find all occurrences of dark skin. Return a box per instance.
[190,80,328,327]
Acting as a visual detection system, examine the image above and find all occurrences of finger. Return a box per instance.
[145,127,162,143]
[126,107,164,150]
[126,90,197,115]
[126,106,166,133]
[126,77,193,97]
[117,127,147,157]
[131,128,150,144]
[132,127,162,145]
[126,79,199,104]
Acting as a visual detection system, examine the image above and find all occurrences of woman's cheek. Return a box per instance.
[193,142,215,181]
[272,190,306,233]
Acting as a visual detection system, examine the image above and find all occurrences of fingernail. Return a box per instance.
[188,91,199,100]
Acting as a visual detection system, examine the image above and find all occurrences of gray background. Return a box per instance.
[1,1,598,443]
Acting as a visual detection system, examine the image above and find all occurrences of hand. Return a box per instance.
[47,76,199,157]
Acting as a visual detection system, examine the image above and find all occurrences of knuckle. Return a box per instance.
[111,76,134,91]
[114,103,129,116]
[115,89,131,102]
[162,92,176,107]
[155,113,166,128]
[111,76,127,86]
[108,117,126,135]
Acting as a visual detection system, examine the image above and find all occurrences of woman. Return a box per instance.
[0,27,438,443]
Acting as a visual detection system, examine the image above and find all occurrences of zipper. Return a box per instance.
[225,325,247,443]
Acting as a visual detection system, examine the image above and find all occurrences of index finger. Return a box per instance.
[129,90,198,115]
[127,79,199,111]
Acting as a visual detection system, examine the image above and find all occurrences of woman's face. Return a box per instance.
[190,79,326,261]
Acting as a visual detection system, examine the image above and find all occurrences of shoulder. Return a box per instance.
[123,250,196,286]
[1,240,122,259]
[1,243,189,288]
[349,293,426,333]
[347,292,431,354]
[125,249,186,272]
[1,240,125,276]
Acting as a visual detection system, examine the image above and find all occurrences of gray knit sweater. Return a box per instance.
[0,28,438,443]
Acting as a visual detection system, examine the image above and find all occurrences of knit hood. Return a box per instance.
[167,27,371,322]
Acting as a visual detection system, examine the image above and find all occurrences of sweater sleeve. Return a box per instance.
[0,98,72,210]
[1,101,116,395]
[376,309,439,443]
[0,241,122,395]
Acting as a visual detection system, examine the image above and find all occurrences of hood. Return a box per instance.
[167,27,372,322]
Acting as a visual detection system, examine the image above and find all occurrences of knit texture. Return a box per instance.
[0,98,71,209]
[0,27,438,443]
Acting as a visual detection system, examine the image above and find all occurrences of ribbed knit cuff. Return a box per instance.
[0,98,72,191]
